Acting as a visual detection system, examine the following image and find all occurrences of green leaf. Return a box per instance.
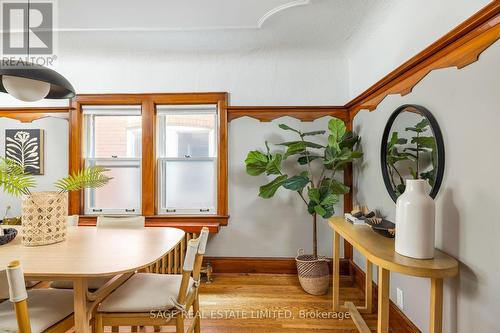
[314,205,326,216]
[265,153,283,175]
[411,136,436,150]
[278,124,301,134]
[339,131,361,150]
[0,157,36,196]
[297,154,322,165]
[308,188,320,204]
[278,141,324,149]
[245,150,268,164]
[283,142,307,158]
[245,150,269,176]
[321,193,339,206]
[415,118,430,130]
[54,166,112,192]
[258,175,287,199]
[302,130,326,136]
[282,175,310,191]
[323,178,350,195]
[328,118,346,143]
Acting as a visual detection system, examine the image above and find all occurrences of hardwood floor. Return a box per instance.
[36,273,377,332]
[195,273,377,332]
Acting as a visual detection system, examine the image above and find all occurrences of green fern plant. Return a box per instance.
[0,157,112,196]
[54,166,112,193]
[0,157,35,196]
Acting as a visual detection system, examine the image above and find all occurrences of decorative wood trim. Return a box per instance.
[0,107,70,123]
[77,216,222,233]
[202,256,351,275]
[141,99,156,216]
[347,2,500,119]
[68,93,229,224]
[350,259,421,333]
[343,118,354,261]
[227,106,349,122]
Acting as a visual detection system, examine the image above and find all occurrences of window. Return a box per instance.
[157,105,217,214]
[83,106,142,215]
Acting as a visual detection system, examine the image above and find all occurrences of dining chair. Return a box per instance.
[96,215,145,229]
[50,215,146,290]
[0,260,74,333]
[95,227,210,333]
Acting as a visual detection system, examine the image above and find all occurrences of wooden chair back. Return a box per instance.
[96,216,145,229]
[176,239,199,306]
[5,260,31,333]
[193,227,209,281]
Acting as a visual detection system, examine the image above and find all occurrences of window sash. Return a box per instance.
[156,105,218,159]
[83,158,142,215]
[157,157,217,215]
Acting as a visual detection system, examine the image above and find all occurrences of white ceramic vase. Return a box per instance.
[395,179,435,259]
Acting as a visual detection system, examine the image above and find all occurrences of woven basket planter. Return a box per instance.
[21,192,68,246]
[295,249,330,295]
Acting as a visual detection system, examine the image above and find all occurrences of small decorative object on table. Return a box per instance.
[395,179,435,259]
[0,227,17,245]
[347,204,396,238]
[0,157,112,246]
[364,217,396,238]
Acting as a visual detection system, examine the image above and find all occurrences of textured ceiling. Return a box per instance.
[56,0,384,53]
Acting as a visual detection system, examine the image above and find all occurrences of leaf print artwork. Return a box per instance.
[5,129,44,175]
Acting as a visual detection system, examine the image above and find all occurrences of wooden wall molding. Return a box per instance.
[203,256,350,275]
[347,2,500,119]
[0,107,70,123]
[78,216,221,233]
[350,259,421,333]
[227,106,349,122]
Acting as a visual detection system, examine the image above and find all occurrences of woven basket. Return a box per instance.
[21,192,68,246]
[295,249,330,295]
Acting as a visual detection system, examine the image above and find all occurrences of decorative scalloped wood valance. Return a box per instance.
[0,107,71,122]
[347,2,500,119]
[227,106,349,122]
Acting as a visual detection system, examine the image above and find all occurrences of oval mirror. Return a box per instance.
[381,104,445,202]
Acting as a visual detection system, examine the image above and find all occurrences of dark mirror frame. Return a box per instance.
[380,104,445,202]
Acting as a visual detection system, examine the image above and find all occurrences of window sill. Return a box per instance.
[77,215,228,233]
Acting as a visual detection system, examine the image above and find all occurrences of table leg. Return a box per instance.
[74,278,91,333]
[377,267,390,333]
[430,278,443,333]
[365,259,373,313]
[333,230,340,311]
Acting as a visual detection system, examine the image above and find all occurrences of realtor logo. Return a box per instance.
[2,1,53,55]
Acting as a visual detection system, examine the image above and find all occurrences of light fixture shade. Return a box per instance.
[2,75,50,102]
[0,60,75,100]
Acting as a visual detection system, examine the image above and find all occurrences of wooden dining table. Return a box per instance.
[0,226,185,333]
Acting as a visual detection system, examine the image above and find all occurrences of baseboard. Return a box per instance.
[203,256,351,275]
[350,260,421,333]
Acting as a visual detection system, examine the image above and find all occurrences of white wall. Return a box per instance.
[0,117,69,218]
[209,116,344,257]
[345,0,490,99]
[353,42,500,333]
[0,47,349,257]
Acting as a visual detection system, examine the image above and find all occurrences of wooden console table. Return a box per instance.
[329,217,458,333]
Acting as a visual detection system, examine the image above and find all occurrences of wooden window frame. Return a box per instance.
[68,92,228,228]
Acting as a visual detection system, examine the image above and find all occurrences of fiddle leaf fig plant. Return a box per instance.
[245,118,362,258]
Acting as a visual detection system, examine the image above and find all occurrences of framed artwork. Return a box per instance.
[5,129,45,175]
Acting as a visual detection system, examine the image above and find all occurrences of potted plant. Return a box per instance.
[0,157,111,246]
[244,118,362,295]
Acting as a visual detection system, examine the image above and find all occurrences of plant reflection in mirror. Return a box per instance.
[386,118,437,197]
